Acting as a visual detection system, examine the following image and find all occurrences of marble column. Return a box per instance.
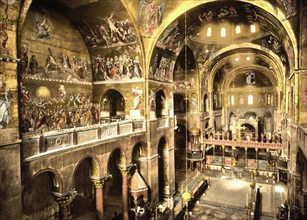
[222,145,225,164]
[232,146,236,166]
[212,144,215,158]
[91,177,104,220]
[53,191,76,220]
[245,147,248,167]
[255,148,258,170]
[119,166,131,220]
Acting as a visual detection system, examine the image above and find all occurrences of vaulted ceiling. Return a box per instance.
[22,0,297,89]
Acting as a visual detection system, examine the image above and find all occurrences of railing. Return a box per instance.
[214,110,222,116]
[202,112,210,118]
[203,139,282,150]
[22,120,146,160]
[157,117,169,129]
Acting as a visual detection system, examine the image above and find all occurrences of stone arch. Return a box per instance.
[71,155,100,217]
[156,89,167,118]
[22,169,62,219]
[205,44,285,92]
[174,93,186,113]
[244,111,257,120]
[105,147,127,215]
[147,1,297,76]
[229,112,237,132]
[263,111,273,133]
[131,142,147,174]
[100,89,126,120]
[74,154,101,178]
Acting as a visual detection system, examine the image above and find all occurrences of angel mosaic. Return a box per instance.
[34,10,53,39]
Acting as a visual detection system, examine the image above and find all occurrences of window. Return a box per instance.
[221,27,226,37]
[248,95,253,105]
[207,27,212,37]
[231,95,235,106]
[267,94,271,105]
[235,25,241,34]
[250,24,256,33]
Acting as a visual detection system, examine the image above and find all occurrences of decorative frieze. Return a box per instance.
[76,128,98,144]
[45,133,72,150]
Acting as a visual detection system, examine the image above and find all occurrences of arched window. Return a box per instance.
[221,27,226,37]
[231,95,235,106]
[235,25,241,34]
[250,24,256,33]
[248,95,253,105]
[267,94,273,106]
[207,27,212,37]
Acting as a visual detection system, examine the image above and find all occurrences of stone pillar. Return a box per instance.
[222,145,225,164]
[212,144,216,159]
[245,147,248,167]
[91,177,104,220]
[119,166,131,220]
[208,91,214,128]
[232,146,237,166]
[255,148,258,170]
[53,193,74,220]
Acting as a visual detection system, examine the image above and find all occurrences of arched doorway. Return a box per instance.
[100,90,125,121]
[263,112,273,134]
[175,123,187,169]
[158,137,169,202]
[22,171,60,219]
[174,94,186,113]
[156,90,167,118]
[131,142,146,173]
[105,148,124,218]
[229,112,237,133]
[71,157,96,218]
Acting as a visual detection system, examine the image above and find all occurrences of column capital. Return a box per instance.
[92,179,104,188]
[118,164,134,176]
[53,190,77,206]
[91,174,112,188]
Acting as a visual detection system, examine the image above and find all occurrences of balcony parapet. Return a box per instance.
[22,119,146,160]
[157,117,169,129]
[203,139,282,150]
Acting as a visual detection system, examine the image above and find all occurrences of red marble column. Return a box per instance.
[120,167,130,220]
[92,179,104,220]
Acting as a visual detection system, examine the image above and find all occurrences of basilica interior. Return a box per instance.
[0,0,307,219]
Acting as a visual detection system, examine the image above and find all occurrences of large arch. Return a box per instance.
[71,155,100,218]
[146,0,297,75]
[100,89,126,121]
[22,169,62,219]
